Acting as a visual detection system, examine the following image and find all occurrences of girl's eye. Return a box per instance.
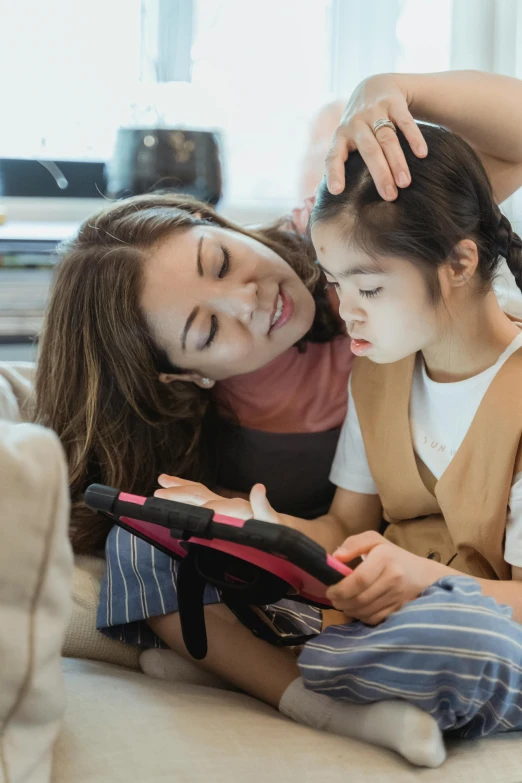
[360,287,382,299]
[218,247,231,278]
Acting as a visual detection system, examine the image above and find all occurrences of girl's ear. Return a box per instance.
[158,372,215,389]
[439,239,479,290]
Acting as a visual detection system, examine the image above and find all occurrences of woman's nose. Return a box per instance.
[211,281,258,322]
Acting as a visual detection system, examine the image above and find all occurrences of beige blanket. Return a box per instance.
[0,361,35,423]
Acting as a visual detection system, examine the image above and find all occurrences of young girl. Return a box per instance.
[184,120,522,745]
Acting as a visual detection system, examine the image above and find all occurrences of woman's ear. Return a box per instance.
[439,239,479,291]
[158,372,215,389]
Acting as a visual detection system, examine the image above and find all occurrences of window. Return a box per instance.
[0,0,142,160]
[0,0,454,209]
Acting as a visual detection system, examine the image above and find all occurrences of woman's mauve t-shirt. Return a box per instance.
[213,334,353,518]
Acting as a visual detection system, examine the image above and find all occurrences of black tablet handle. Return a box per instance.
[84,483,346,588]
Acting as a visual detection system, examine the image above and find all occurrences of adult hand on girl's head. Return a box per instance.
[325,74,428,200]
[326,531,447,625]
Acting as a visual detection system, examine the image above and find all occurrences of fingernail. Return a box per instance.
[329,180,341,193]
[417,144,428,156]
[385,185,397,200]
[397,171,409,187]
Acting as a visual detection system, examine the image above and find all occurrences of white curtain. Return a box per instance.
[451,0,522,314]
[451,0,522,227]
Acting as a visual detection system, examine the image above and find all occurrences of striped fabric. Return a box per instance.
[298,576,522,738]
[97,525,323,649]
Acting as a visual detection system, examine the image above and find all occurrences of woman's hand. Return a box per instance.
[155,475,282,523]
[326,531,449,625]
[325,74,428,199]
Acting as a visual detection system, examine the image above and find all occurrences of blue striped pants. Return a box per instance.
[298,576,522,739]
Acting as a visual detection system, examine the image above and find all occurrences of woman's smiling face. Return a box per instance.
[141,225,316,380]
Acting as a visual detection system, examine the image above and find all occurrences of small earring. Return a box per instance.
[201,377,213,387]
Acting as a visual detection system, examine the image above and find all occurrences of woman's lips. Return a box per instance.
[270,288,294,332]
[350,338,373,356]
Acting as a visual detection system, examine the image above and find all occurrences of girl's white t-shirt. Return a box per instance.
[329,331,522,568]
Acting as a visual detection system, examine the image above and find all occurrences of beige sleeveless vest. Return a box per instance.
[351,350,522,580]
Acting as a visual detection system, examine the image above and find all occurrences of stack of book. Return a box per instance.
[0,222,77,341]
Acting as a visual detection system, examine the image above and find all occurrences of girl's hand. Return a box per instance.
[326,531,447,625]
[155,475,281,524]
[325,74,428,199]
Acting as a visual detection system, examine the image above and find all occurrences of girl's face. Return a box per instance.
[141,225,315,380]
[311,222,441,364]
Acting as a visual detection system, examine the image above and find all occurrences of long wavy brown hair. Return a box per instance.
[34,193,343,554]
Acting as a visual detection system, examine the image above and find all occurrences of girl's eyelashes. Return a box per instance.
[218,247,231,278]
[204,314,219,349]
[325,281,382,299]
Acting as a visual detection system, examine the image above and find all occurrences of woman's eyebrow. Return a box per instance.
[196,235,204,277]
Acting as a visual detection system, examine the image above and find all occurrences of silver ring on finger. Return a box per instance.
[372,118,397,137]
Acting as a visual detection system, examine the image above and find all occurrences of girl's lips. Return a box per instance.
[270,288,294,332]
[350,338,373,356]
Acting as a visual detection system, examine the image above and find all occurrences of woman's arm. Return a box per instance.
[326,70,522,204]
[403,71,522,203]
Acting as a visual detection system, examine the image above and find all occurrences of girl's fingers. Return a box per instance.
[361,602,399,626]
[334,578,394,614]
[333,530,385,562]
[249,483,280,524]
[327,554,386,604]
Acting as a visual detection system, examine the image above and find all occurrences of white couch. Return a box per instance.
[1,362,521,783]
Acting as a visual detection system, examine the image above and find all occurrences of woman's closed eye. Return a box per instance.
[204,314,219,349]
[218,247,231,278]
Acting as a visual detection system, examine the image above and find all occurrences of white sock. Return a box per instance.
[140,649,239,691]
[279,678,446,768]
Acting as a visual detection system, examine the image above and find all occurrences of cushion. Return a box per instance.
[0,422,73,783]
[0,362,35,423]
[55,658,522,783]
[63,556,140,670]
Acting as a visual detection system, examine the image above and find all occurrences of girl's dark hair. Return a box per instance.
[312,124,522,300]
[33,193,343,554]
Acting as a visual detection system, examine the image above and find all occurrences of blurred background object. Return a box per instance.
[1,0,522,359]
[106,128,222,203]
